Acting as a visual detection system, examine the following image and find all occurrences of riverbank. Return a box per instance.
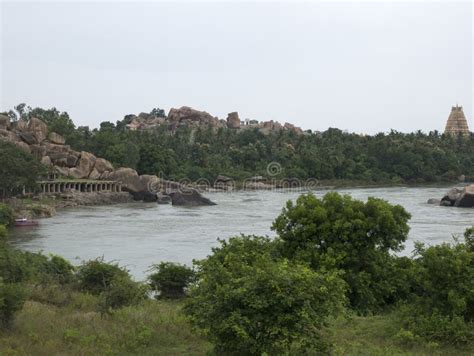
[6,192,133,219]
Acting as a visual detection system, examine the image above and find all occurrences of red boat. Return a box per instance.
[14,218,39,227]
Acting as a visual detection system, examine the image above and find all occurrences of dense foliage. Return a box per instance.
[148,262,195,299]
[0,141,46,197]
[5,104,473,183]
[272,192,411,312]
[0,204,14,227]
[184,235,346,354]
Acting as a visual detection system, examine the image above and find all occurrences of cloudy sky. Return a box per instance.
[1,1,472,133]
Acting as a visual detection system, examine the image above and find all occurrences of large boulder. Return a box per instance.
[0,129,19,142]
[94,158,114,174]
[88,168,101,180]
[168,106,221,129]
[108,168,144,193]
[48,132,66,145]
[73,151,97,178]
[19,132,38,145]
[454,185,474,208]
[226,112,240,129]
[440,187,463,206]
[15,119,28,131]
[41,156,52,166]
[0,115,10,130]
[27,117,48,143]
[15,141,31,153]
[168,188,216,206]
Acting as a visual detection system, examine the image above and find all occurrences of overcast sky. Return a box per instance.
[1,1,472,134]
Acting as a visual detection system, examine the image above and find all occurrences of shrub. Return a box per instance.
[184,235,346,355]
[148,262,194,299]
[99,275,148,313]
[0,225,7,240]
[465,226,474,252]
[0,204,14,227]
[272,192,411,313]
[398,238,474,345]
[0,279,27,329]
[77,258,129,295]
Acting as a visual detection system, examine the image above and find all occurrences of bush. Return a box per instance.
[398,237,474,345]
[0,225,7,240]
[99,275,148,313]
[272,192,411,313]
[77,258,129,295]
[0,204,14,227]
[148,262,194,299]
[184,235,346,355]
[0,279,27,329]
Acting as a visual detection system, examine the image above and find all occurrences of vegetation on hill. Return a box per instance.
[0,192,472,354]
[3,104,473,184]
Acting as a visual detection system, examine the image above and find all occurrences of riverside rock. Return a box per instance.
[27,117,48,143]
[454,185,474,208]
[169,188,216,206]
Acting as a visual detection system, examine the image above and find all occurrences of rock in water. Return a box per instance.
[169,189,216,206]
[440,187,463,206]
[454,185,474,208]
[427,198,440,205]
[157,193,171,204]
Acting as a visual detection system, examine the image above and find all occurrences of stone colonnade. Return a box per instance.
[36,181,122,195]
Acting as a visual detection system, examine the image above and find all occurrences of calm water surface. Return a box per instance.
[10,187,474,279]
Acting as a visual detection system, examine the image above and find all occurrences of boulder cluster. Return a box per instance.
[0,115,114,180]
[439,185,474,208]
[0,114,216,206]
[125,106,304,135]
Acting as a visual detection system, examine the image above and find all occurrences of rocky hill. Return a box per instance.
[124,106,304,135]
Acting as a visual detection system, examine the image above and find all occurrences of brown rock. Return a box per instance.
[0,129,19,142]
[19,132,38,145]
[0,115,10,130]
[30,144,47,158]
[15,141,31,153]
[41,156,52,166]
[108,167,144,193]
[454,185,474,208]
[27,117,48,143]
[16,119,28,131]
[226,112,241,129]
[88,168,101,180]
[54,166,70,177]
[94,158,114,174]
[48,132,66,145]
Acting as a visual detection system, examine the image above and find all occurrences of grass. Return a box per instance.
[1,289,472,356]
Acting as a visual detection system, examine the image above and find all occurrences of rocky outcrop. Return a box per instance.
[48,132,66,145]
[108,168,144,193]
[439,185,474,208]
[28,117,48,143]
[169,188,216,206]
[0,115,10,130]
[226,112,241,129]
[454,185,474,207]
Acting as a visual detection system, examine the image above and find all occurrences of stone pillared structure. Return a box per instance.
[444,105,470,136]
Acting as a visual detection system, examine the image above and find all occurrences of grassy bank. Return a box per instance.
[1,295,472,356]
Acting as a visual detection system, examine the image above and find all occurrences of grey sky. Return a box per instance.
[1,1,472,134]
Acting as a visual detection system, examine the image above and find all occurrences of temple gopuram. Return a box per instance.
[444,104,470,136]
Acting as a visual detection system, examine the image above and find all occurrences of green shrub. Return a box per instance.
[77,258,129,295]
[0,225,7,240]
[0,245,31,283]
[184,235,346,355]
[272,192,411,313]
[148,262,194,299]
[465,226,474,252]
[0,204,14,227]
[398,237,474,345]
[0,279,27,329]
[99,275,148,312]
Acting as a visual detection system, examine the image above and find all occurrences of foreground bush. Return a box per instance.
[0,279,27,329]
[77,258,130,295]
[0,204,14,227]
[184,235,346,355]
[272,192,411,313]
[99,275,148,312]
[398,233,474,345]
[148,262,195,299]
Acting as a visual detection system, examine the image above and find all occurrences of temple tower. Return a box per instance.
[444,104,470,136]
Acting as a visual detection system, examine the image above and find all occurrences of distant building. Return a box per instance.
[444,104,470,136]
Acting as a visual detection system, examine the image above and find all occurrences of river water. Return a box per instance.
[9,187,474,280]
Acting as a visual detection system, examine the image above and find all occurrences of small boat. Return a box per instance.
[14,218,39,227]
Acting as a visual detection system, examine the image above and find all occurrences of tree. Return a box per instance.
[272,192,411,312]
[184,235,346,355]
[0,141,46,197]
[148,262,194,299]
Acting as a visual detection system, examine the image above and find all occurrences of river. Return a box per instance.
[9,187,474,280]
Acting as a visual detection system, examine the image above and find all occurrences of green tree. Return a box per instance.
[148,262,195,299]
[272,192,411,312]
[0,141,46,197]
[184,235,346,355]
